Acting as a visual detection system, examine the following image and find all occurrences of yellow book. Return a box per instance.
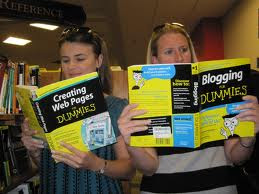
[128,58,254,148]
[15,85,45,139]
[16,72,116,153]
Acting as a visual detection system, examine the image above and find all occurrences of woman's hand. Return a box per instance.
[21,118,44,165]
[236,95,259,134]
[21,118,44,152]
[51,142,104,171]
[224,95,259,164]
[117,104,151,145]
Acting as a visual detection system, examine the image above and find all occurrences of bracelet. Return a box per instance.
[240,138,256,148]
[96,160,107,174]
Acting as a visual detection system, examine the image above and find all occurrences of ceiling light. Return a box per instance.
[30,23,59,30]
[3,37,31,46]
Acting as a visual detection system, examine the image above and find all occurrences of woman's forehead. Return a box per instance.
[61,42,94,52]
[159,32,187,42]
[157,32,188,47]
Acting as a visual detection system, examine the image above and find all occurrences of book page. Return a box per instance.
[15,86,46,140]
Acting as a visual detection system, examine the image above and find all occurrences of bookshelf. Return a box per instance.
[111,70,128,99]
[2,168,38,193]
[0,114,24,126]
[0,69,129,193]
[0,114,38,193]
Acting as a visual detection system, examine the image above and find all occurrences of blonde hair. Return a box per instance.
[146,23,198,64]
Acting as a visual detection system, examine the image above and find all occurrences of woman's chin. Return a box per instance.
[68,74,82,78]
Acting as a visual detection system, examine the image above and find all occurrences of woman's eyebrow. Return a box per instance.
[75,53,86,57]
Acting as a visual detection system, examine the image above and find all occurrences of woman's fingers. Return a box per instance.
[120,119,151,129]
[242,95,258,103]
[120,104,139,118]
[22,136,44,148]
[119,110,148,123]
[235,95,259,134]
[129,126,149,133]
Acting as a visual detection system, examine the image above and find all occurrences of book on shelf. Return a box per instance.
[0,125,31,192]
[0,56,8,93]
[8,126,31,176]
[15,72,117,153]
[29,65,40,87]
[0,127,11,188]
[128,58,254,148]
[0,60,28,114]
[25,175,40,194]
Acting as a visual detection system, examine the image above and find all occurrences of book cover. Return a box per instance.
[16,72,117,153]
[15,85,45,140]
[128,58,254,148]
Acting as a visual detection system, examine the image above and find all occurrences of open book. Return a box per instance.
[16,72,116,153]
[128,58,254,148]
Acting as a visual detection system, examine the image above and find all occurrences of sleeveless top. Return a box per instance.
[39,96,128,194]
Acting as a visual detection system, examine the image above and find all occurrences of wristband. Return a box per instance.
[97,160,107,174]
[240,138,256,148]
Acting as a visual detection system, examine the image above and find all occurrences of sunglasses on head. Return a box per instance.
[153,22,184,32]
[60,26,93,38]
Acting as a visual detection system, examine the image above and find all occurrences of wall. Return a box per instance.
[223,0,259,70]
[191,18,224,61]
[111,70,128,99]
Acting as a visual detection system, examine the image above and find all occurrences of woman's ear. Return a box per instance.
[151,56,159,64]
[96,54,103,68]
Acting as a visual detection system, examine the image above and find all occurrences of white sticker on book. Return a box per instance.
[153,127,171,138]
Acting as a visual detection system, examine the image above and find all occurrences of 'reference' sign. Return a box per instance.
[0,0,86,26]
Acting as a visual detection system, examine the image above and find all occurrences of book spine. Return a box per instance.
[191,63,200,113]
[0,57,8,92]
[0,72,8,113]
[18,62,25,85]
[3,66,12,114]
[24,63,30,86]
[30,98,48,133]
[29,65,40,87]
[192,74,199,113]
[12,63,18,114]
[3,161,11,186]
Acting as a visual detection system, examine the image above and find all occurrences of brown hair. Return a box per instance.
[59,27,112,94]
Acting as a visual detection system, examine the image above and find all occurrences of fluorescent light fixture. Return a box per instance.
[3,37,31,46]
[30,23,58,30]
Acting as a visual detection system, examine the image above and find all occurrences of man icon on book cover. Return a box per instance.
[132,70,145,90]
[220,114,239,139]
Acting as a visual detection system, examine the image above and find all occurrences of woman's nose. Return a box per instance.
[175,51,184,63]
[67,61,77,69]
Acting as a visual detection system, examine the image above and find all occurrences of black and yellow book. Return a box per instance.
[128,58,254,148]
[16,72,116,153]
